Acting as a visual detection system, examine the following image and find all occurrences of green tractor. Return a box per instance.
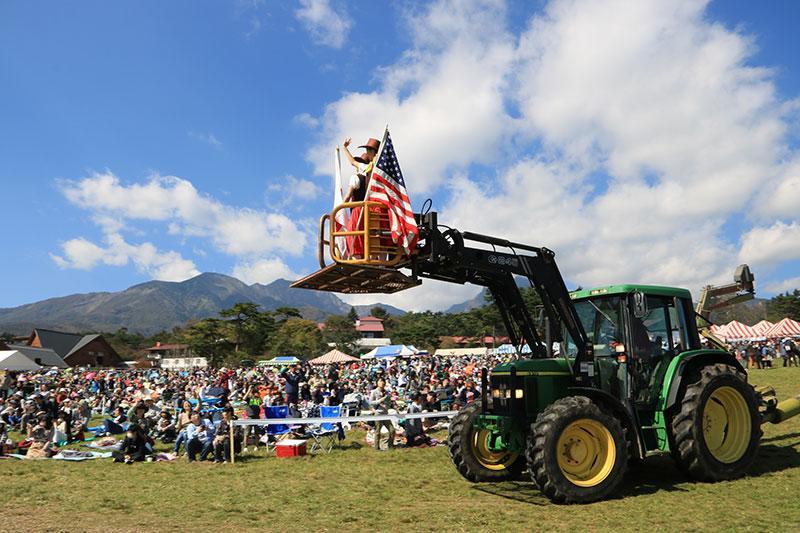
[293,204,800,504]
[449,283,770,503]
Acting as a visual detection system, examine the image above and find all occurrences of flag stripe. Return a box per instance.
[364,130,419,255]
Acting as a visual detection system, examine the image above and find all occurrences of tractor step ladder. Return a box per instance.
[289,201,418,294]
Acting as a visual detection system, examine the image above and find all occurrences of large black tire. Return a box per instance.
[526,396,628,504]
[448,402,525,482]
[670,363,761,481]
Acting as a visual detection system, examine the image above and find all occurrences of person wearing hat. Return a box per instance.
[340,137,381,258]
[342,136,380,199]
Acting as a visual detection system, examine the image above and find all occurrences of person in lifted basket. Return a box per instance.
[341,136,381,259]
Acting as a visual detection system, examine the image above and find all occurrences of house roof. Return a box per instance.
[356,316,384,332]
[0,350,42,371]
[7,344,68,368]
[146,343,190,351]
[31,329,117,362]
[356,322,384,332]
[65,334,101,358]
[32,329,84,357]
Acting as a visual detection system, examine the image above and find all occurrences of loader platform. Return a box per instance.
[290,262,420,294]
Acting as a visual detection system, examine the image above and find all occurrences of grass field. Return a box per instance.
[2,367,800,532]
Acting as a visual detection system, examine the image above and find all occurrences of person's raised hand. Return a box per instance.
[343,137,352,148]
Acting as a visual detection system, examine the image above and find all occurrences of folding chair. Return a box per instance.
[261,405,292,454]
[308,405,342,454]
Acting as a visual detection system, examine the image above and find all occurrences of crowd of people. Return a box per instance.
[730,337,799,369]
[0,353,509,461]
[2,337,798,461]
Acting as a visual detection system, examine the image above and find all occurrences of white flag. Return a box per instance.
[333,147,348,257]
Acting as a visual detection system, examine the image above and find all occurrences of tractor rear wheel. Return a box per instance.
[526,396,628,504]
[670,363,761,481]
[448,402,525,482]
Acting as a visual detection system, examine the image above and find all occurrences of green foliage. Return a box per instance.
[347,306,359,322]
[220,302,262,352]
[383,286,544,352]
[323,315,361,354]
[269,318,325,359]
[369,306,390,320]
[181,318,232,367]
[102,327,147,360]
[767,290,800,322]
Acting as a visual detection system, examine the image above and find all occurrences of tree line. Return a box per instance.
[3,287,798,367]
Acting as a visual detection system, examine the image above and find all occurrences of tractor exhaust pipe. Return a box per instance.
[762,395,800,425]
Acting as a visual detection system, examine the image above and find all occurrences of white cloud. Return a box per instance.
[188,131,223,149]
[293,113,319,128]
[763,276,800,294]
[295,0,352,49]
[306,0,800,306]
[51,233,200,282]
[50,238,106,270]
[267,175,322,205]
[305,0,515,196]
[232,258,302,285]
[340,280,483,313]
[60,172,307,258]
[739,222,800,267]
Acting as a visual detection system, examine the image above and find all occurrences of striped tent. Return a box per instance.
[764,317,800,339]
[718,320,760,341]
[308,349,359,365]
[752,320,775,336]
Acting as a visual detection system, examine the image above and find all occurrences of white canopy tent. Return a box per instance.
[0,350,43,371]
[433,347,489,357]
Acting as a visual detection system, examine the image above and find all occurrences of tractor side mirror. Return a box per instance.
[632,291,648,318]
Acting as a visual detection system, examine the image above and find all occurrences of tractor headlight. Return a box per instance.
[504,389,511,399]
[492,388,501,398]
[515,389,524,399]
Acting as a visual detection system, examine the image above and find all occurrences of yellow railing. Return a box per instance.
[317,201,405,268]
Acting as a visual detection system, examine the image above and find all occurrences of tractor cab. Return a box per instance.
[566,285,702,403]
[564,285,711,452]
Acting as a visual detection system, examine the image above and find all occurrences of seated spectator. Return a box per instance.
[185,412,214,462]
[25,417,56,459]
[173,400,194,454]
[213,408,241,463]
[155,410,176,443]
[100,406,128,436]
[113,424,150,464]
[404,393,430,447]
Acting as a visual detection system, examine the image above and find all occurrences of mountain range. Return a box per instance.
[0,273,406,336]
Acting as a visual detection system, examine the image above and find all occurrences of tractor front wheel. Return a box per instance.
[448,402,525,482]
[526,396,628,503]
[670,363,761,481]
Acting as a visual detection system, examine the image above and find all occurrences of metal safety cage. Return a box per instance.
[317,201,406,269]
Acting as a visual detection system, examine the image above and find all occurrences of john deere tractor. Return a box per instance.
[293,202,800,504]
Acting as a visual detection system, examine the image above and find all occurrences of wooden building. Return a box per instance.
[25,328,125,367]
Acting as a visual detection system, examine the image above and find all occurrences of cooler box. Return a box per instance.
[275,439,307,458]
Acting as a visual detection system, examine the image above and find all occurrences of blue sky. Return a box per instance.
[1,0,799,312]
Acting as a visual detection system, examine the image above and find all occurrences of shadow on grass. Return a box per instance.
[471,439,800,505]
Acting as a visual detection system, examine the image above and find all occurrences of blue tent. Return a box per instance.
[493,344,532,355]
[261,356,301,366]
[361,345,416,359]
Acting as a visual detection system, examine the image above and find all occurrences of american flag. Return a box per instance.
[366,130,418,255]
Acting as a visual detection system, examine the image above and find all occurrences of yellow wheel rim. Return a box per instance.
[703,386,751,464]
[556,418,616,487]
[470,429,519,471]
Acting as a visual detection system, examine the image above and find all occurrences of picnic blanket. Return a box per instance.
[6,451,112,461]
[52,450,113,461]
[84,440,122,452]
